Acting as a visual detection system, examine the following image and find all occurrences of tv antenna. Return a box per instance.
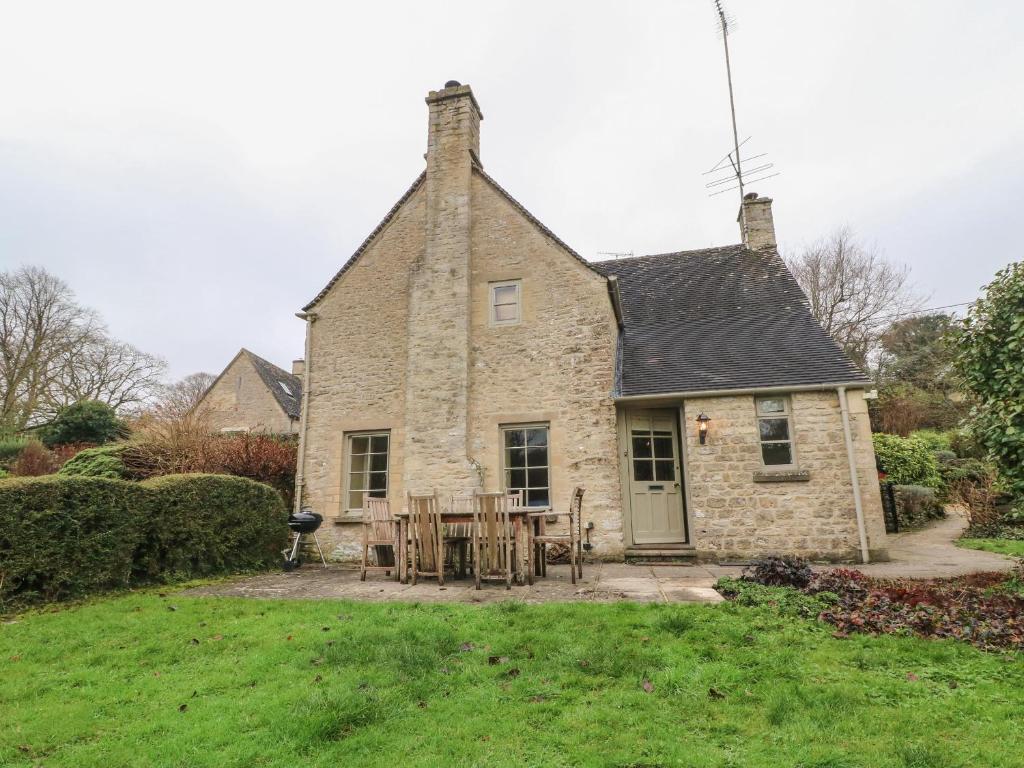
[704,1,779,200]
[597,251,634,260]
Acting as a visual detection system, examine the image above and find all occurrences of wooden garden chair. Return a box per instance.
[472,491,514,590]
[445,495,474,578]
[408,490,445,586]
[359,494,398,581]
[529,486,585,585]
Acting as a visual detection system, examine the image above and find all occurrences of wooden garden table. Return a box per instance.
[392,506,549,585]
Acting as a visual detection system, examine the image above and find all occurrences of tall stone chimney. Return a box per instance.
[403,81,483,493]
[291,359,304,377]
[737,192,776,250]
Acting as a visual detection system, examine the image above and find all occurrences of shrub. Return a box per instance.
[42,400,125,447]
[872,433,943,489]
[0,476,145,605]
[909,429,953,453]
[0,468,9,479]
[58,443,131,480]
[949,428,986,460]
[135,474,289,581]
[0,473,289,609]
[123,421,296,505]
[955,261,1024,501]
[808,568,868,599]
[965,521,1024,540]
[11,440,59,477]
[742,556,812,589]
[933,449,957,464]
[0,435,26,466]
[715,577,834,618]
[892,484,945,529]
[209,433,297,507]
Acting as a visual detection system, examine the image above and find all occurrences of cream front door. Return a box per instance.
[627,410,687,545]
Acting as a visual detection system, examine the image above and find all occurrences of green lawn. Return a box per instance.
[3,593,1023,767]
[958,538,1024,558]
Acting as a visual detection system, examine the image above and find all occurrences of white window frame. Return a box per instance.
[500,423,551,507]
[344,430,390,514]
[489,279,522,327]
[755,396,798,469]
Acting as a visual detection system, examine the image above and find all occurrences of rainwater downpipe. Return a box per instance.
[293,311,317,514]
[837,385,870,564]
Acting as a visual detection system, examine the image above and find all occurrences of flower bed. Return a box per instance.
[717,559,1024,652]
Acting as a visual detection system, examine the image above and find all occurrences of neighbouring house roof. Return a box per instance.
[242,349,303,419]
[593,245,871,397]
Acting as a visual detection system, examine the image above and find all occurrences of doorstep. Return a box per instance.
[624,545,698,564]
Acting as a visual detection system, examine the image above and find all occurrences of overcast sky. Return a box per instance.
[2,1,1022,380]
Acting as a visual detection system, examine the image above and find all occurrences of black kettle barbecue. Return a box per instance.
[283,507,328,570]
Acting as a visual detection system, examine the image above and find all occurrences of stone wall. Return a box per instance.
[467,174,623,557]
[299,184,425,557]
[197,353,296,435]
[681,389,887,561]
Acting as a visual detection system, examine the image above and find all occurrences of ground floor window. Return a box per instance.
[501,424,550,507]
[345,431,389,511]
[755,396,796,467]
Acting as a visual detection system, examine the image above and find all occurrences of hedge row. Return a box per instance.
[0,474,289,608]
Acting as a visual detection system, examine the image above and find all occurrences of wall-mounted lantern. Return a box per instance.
[696,412,711,445]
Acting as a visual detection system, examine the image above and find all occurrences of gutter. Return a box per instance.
[606,276,624,329]
[292,310,317,514]
[613,380,871,403]
[837,385,870,564]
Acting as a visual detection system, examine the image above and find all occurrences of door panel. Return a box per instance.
[627,410,687,544]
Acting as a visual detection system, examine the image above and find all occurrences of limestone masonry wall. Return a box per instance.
[682,390,887,561]
[467,174,622,558]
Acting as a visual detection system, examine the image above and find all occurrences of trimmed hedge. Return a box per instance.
[58,443,131,480]
[136,474,289,581]
[0,473,288,609]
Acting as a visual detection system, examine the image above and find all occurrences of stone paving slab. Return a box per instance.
[184,509,1017,604]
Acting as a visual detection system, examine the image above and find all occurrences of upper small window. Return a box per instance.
[489,280,521,326]
[756,396,796,467]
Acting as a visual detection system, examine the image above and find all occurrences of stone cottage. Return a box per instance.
[294,82,888,563]
[195,349,302,435]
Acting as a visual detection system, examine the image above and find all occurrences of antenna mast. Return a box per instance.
[715,0,743,202]
[702,1,780,200]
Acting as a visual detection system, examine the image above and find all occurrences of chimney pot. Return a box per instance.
[444,79,461,88]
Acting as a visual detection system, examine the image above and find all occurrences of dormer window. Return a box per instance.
[489,280,521,326]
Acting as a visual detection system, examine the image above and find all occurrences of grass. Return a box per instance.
[2,593,1023,767]
[958,538,1024,558]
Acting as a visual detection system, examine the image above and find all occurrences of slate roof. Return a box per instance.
[243,350,302,419]
[593,245,871,397]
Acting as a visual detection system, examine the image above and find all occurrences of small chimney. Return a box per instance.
[291,359,305,377]
[737,192,776,250]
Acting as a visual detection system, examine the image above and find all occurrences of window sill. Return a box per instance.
[334,511,364,524]
[753,469,810,483]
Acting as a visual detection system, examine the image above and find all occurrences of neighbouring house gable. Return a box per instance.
[594,245,871,396]
[196,349,300,433]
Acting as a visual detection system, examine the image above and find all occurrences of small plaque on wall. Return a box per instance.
[753,469,811,483]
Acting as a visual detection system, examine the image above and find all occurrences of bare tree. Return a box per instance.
[0,266,167,430]
[51,335,167,415]
[0,267,98,430]
[785,227,924,372]
[157,372,217,419]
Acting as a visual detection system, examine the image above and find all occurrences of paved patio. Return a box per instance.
[187,509,1018,604]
